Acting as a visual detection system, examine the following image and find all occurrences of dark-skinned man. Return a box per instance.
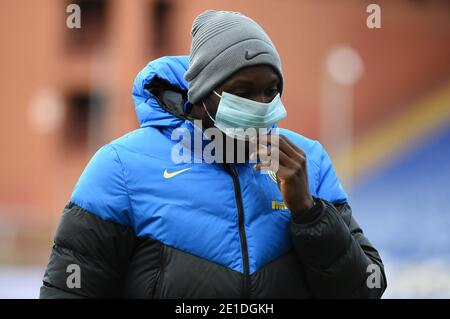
[40,10,386,299]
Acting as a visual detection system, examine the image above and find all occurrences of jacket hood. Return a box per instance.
[132,56,189,128]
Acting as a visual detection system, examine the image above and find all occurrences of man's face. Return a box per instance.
[199,64,281,129]
[188,64,281,162]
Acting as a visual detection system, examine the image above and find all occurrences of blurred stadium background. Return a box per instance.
[0,0,449,298]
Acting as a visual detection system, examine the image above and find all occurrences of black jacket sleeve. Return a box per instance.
[290,198,387,298]
[39,203,137,299]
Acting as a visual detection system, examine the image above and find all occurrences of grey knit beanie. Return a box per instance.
[185,10,283,104]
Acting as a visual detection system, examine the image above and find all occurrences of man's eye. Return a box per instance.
[234,92,249,98]
[265,88,278,96]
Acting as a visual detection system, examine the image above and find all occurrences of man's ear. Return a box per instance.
[186,102,204,120]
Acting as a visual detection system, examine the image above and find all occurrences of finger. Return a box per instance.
[277,136,307,161]
[253,148,295,171]
[257,134,304,159]
[249,143,274,162]
[279,135,306,158]
[255,134,279,147]
[254,163,293,184]
[256,134,306,155]
[272,150,298,174]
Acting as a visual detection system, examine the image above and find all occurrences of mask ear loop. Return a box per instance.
[202,91,221,124]
[202,100,216,124]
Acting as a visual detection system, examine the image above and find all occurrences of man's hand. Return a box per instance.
[250,134,313,220]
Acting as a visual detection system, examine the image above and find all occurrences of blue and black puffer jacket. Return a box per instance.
[40,56,386,298]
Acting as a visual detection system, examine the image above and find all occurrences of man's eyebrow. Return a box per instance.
[228,77,280,87]
[228,79,255,86]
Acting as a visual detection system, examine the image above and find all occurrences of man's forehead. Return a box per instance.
[223,65,280,86]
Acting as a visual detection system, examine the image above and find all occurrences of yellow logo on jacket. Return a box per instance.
[163,167,192,179]
[272,201,288,210]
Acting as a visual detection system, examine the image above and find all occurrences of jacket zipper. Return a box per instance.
[224,164,250,298]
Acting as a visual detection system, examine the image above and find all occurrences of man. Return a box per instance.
[40,10,386,298]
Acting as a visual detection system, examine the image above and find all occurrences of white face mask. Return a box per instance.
[202,90,287,140]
